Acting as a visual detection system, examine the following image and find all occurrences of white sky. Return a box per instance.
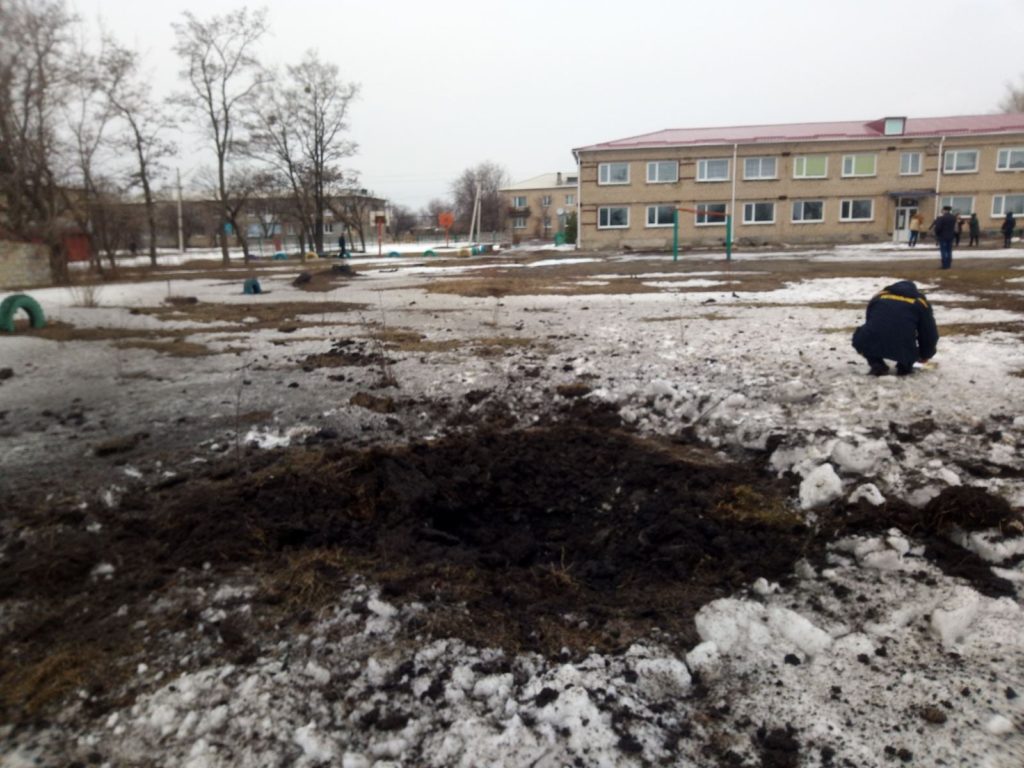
[78,0,1024,211]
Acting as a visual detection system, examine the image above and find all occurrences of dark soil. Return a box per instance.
[1,415,1020,725]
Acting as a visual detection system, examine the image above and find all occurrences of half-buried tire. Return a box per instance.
[0,293,46,333]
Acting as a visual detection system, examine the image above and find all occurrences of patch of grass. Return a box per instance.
[713,484,802,527]
[112,338,214,357]
[0,645,104,715]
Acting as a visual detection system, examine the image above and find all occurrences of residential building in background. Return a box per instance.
[572,114,1024,251]
[500,172,578,242]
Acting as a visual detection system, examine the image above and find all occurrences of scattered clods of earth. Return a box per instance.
[1,417,1020,726]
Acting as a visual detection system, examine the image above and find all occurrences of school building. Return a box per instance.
[500,172,578,242]
[571,114,1024,251]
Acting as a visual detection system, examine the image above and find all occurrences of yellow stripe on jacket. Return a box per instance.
[878,292,929,308]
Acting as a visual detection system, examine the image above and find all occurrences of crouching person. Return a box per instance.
[852,280,938,376]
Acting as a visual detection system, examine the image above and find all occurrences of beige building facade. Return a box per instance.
[500,172,578,241]
[572,115,1024,251]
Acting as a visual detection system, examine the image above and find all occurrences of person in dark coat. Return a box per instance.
[968,212,980,246]
[931,205,958,269]
[1001,211,1016,248]
[852,280,939,377]
[338,233,347,257]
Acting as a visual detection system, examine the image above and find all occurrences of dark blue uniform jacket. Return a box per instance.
[852,280,939,367]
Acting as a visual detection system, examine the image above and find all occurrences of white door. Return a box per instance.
[893,206,917,242]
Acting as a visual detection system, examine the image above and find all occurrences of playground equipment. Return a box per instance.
[0,293,46,332]
[672,208,733,262]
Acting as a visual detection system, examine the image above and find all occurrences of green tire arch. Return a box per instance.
[0,293,46,333]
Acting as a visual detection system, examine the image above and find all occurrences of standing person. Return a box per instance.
[968,212,980,246]
[954,216,964,247]
[852,280,938,377]
[908,212,923,247]
[931,205,958,269]
[338,232,347,257]
[1001,211,1016,248]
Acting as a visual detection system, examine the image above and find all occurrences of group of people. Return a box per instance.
[908,208,1018,269]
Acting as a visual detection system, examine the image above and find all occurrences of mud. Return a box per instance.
[1,415,1020,724]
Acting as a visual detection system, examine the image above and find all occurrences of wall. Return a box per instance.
[577,132,1024,250]
[0,241,53,290]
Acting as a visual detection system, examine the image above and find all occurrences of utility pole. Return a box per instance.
[176,168,184,253]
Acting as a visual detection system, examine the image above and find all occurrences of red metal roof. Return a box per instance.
[573,114,1024,153]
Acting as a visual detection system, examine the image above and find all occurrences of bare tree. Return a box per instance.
[172,7,268,264]
[248,50,359,253]
[386,203,417,239]
[61,37,125,273]
[328,188,377,253]
[0,0,77,278]
[999,76,1024,113]
[194,163,269,259]
[101,40,177,267]
[451,161,509,235]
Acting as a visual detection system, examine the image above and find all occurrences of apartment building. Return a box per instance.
[571,114,1024,251]
[500,172,578,241]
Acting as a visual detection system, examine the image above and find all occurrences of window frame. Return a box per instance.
[540,195,552,206]
[645,204,676,228]
[694,203,728,226]
[512,216,527,230]
[512,195,527,208]
[565,194,575,205]
[597,206,630,229]
[742,201,775,225]
[598,162,630,185]
[992,194,1024,217]
[839,198,874,222]
[793,155,828,179]
[791,200,824,223]
[899,151,923,176]
[743,156,777,180]
[646,161,679,184]
[697,158,730,182]
[939,196,974,215]
[996,148,1024,171]
[841,153,877,178]
[943,149,979,174]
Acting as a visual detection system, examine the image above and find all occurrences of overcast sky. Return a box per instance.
[79,0,1024,210]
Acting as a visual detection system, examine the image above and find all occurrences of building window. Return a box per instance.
[598,206,629,228]
[884,117,906,136]
[791,200,824,223]
[793,155,828,179]
[997,148,1024,171]
[940,196,974,215]
[742,202,774,224]
[541,195,552,206]
[512,195,527,208]
[943,149,979,173]
[697,158,730,182]
[323,222,334,233]
[598,162,630,185]
[513,217,527,229]
[842,154,877,177]
[743,157,777,180]
[993,194,1024,216]
[565,194,575,205]
[840,199,874,221]
[900,152,922,175]
[695,203,727,226]
[543,216,552,229]
[646,205,675,227]
[646,161,678,183]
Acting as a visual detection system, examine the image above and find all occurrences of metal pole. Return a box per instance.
[673,209,679,261]
[176,168,184,253]
[726,215,733,261]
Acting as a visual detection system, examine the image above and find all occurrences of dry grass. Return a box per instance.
[0,645,105,715]
[112,338,214,357]
[713,484,803,527]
